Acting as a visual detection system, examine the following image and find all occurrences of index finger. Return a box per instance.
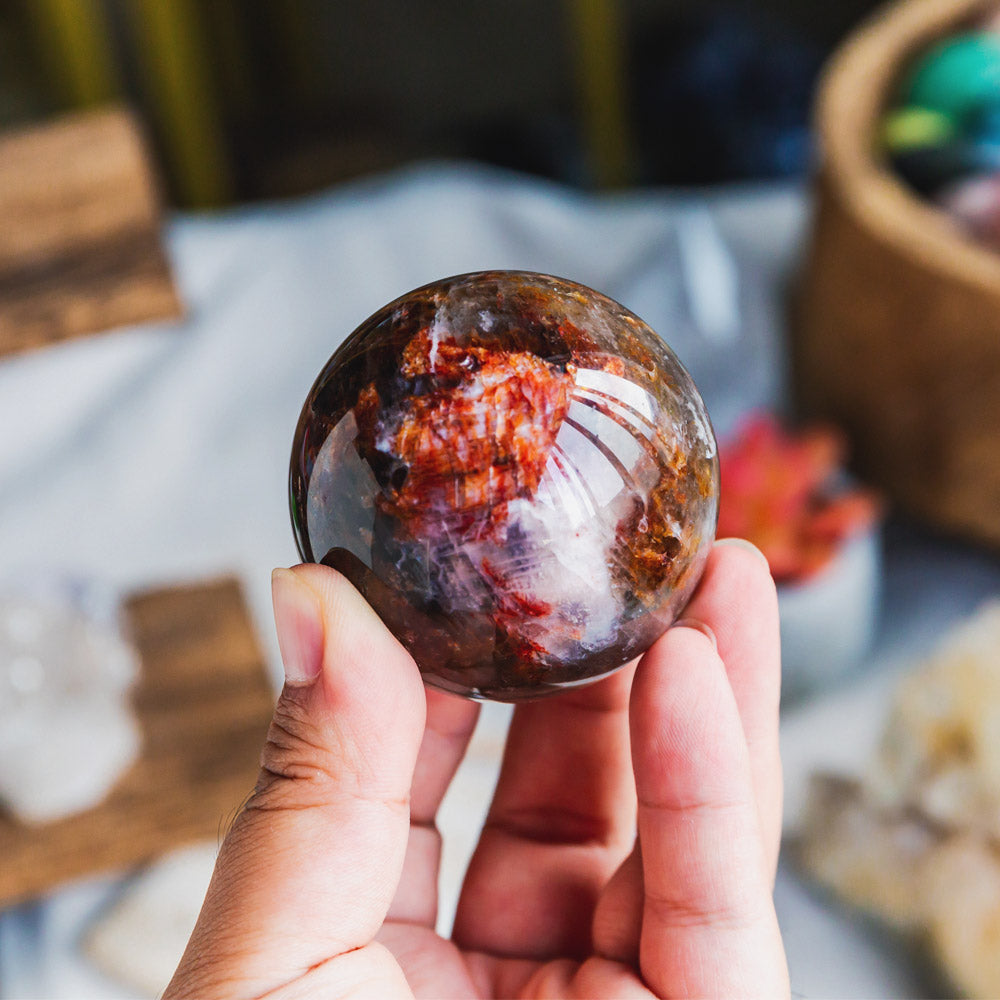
[682,538,783,870]
[630,625,788,999]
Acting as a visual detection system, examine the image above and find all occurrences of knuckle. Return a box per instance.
[637,793,747,820]
[644,886,759,931]
[244,687,409,817]
[249,688,349,811]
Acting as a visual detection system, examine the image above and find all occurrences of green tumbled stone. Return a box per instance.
[881,106,957,152]
[903,33,1000,123]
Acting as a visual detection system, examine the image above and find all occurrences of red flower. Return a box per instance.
[718,413,881,584]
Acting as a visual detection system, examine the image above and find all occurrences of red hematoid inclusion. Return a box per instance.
[350,324,695,673]
[354,327,575,534]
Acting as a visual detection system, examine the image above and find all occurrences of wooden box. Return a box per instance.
[0,107,182,357]
[794,0,1000,546]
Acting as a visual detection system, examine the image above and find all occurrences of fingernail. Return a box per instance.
[715,536,771,568]
[271,568,323,685]
[673,617,718,651]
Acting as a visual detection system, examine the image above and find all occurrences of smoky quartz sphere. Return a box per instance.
[290,271,719,701]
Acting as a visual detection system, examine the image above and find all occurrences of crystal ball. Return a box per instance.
[290,271,718,701]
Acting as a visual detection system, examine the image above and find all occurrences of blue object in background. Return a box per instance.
[968,100,1000,146]
[892,138,1000,196]
[629,7,823,184]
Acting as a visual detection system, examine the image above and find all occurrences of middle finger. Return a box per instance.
[386,686,480,926]
[452,663,638,959]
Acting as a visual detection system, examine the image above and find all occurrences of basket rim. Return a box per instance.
[816,0,1000,289]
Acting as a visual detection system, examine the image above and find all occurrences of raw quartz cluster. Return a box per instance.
[797,602,1000,999]
[0,582,139,822]
[291,271,718,700]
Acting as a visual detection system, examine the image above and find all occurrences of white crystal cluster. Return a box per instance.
[798,601,1000,999]
[0,582,140,823]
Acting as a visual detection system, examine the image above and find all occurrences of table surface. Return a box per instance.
[1,161,998,999]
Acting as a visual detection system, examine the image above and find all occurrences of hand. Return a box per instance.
[165,539,788,999]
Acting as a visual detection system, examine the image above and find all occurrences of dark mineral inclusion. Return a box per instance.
[290,271,718,701]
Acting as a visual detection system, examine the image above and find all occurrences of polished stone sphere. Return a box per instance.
[290,271,718,701]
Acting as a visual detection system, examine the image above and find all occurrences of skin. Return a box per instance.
[165,538,788,999]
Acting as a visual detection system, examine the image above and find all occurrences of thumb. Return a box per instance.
[166,564,427,1000]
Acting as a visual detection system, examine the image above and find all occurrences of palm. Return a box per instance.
[166,543,787,1000]
[375,544,786,999]
[378,926,651,999]
[376,675,650,999]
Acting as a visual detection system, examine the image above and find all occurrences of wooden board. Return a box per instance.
[0,107,183,358]
[0,577,275,906]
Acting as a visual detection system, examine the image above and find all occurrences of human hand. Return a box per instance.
[165,539,788,999]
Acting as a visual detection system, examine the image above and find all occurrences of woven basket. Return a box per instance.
[794,0,1000,546]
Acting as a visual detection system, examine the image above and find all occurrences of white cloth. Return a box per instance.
[0,162,801,662]
[0,162,799,999]
[1,162,996,999]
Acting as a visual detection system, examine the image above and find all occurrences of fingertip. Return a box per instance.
[282,562,390,640]
[686,538,781,667]
[630,623,734,770]
[709,540,778,602]
[672,617,718,652]
[635,616,725,702]
[285,562,417,666]
[271,566,324,686]
[714,536,771,570]
[274,562,426,732]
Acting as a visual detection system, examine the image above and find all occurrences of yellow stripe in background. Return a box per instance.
[565,0,636,189]
[28,0,121,107]
[125,0,234,208]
